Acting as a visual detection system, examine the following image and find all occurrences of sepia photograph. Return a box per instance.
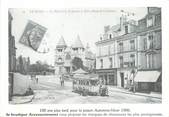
[8,7,162,104]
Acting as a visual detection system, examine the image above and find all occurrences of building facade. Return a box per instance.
[9,12,16,73]
[95,7,162,92]
[96,15,137,87]
[55,35,95,75]
[135,7,162,92]
[8,11,17,101]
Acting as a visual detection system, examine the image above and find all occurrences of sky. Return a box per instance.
[10,8,147,65]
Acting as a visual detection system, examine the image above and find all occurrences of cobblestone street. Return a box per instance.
[29,76,161,104]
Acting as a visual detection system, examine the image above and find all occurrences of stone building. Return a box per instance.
[95,15,137,87]
[8,11,16,101]
[95,7,162,92]
[54,35,95,75]
[9,12,16,73]
[135,7,162,92]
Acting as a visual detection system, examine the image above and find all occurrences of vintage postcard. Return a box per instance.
[8,7,162,104]
[1,0,169,116]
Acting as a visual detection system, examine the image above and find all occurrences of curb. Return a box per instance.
[108,88,162,99]
[9,94,35,104]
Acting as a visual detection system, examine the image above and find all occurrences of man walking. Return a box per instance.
[60,75,62,86]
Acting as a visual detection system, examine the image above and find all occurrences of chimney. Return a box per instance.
[120,15,127,30]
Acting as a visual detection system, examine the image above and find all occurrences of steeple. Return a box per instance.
[56,36,67,48]
[72,35,84,49]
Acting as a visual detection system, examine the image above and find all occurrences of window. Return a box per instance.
[138,19,146,30]
[119,56,123,68]
[108,46,111,55]
[148,34,153,49]
[73,48,78,52]
[58,49,62,52]
[130,40,135,50]
[155,14,161,26]
[109,57,112,68]
[147,54,154,69]
[125,25,128,34]
[119,42,123,52]
[109,34,112,39]
[130,54,135,67]
[144,38,147,50]
[100,59,103,69]
[147,16,153,27]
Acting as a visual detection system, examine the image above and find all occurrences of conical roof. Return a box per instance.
[72,35,84,48]
[56,36,67,48]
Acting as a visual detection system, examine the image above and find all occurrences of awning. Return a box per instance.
[134,71,161,82]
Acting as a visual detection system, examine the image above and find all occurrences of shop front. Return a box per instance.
[95,68,117,86]
[134,70,162,93]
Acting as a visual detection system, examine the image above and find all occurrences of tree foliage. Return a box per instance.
[71,57,83,71]
[29,61,51,75]
[17,55,25,74]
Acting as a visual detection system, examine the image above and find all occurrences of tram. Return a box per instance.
[72,74,108,96]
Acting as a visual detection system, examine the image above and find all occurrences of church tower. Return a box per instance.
[55,36,67,75]
[71,35,85,59]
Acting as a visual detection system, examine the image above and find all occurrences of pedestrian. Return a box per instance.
[60,75,61,86]
[99,84,102,96]
[62,74,64,87]
[36,77,38,84]
[60,75,62,86]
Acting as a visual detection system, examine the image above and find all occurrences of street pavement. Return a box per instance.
[28,75,161,104]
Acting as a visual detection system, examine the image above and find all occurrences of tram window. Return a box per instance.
[87,81,89,85]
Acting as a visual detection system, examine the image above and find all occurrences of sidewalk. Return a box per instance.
[9,95,34,104]
[108,86,162,99]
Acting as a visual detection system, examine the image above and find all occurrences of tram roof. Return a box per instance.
[73,74,98,80]
[72,68,88,74]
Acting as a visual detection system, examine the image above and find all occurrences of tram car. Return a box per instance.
[72,74,108,96]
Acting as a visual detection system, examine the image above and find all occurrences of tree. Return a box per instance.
[71,57,83,71]
[28,60,51,75]
[26,57,30,73]
[18,55,25,74]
